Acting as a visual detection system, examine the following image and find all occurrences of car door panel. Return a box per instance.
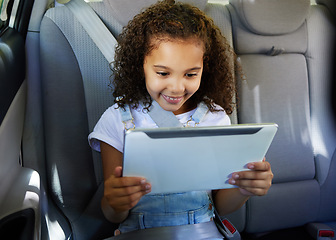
[0,0,40,238]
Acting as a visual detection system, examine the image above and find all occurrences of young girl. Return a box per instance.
[89,0,273,236]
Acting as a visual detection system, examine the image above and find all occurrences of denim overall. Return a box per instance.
[118,101,214,233]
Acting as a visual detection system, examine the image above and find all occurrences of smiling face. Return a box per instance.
[143,38,204,115]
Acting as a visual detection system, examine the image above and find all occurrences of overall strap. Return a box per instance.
[185,102,208,127]
[120,104,135,130]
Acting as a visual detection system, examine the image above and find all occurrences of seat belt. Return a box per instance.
[65,0,117,63]
[64,0,119,185]
[65,0,208,128]
[120,100,210,129]
[65,0,212,129]
[147,101,183,127]
[119,100,183,128]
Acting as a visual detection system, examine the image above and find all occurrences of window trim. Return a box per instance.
[8,0,20,28]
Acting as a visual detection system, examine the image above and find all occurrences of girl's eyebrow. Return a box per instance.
[153,65,170,69]
[153,65,202,71]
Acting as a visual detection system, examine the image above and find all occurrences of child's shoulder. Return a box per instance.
[202,103,231,126]
[211,103,225,112]
[95,103,123,128]
[105,103,156,129]
[103,103,122,117]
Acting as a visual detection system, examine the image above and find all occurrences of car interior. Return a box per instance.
[0,0,335,239]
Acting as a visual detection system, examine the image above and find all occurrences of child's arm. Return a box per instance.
[100,141,151,223]
[213,159,273,216]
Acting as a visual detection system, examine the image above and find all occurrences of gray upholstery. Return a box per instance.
[39,2,122,239]
[228,0,336,234]
[306,4,336,223]
[230,0,310,35]
[204,2,238,125]
[107,0,208,27]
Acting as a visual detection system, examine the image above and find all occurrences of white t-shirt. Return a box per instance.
[88,103,231,153]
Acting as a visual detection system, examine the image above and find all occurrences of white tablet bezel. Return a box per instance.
[122,123,278,194]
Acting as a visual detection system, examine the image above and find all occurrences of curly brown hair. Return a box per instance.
[111,0,239,114]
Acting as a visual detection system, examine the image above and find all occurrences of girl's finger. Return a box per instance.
[116,177,148,188]
[108,191,146,211]
[239,187,269,196]
[106,175,147,188]
[114,166,123,178]
[231,170,273,181]
[246,161,271,171]
[230,178,271,189]
[107,183,151,198]
[106,185,152,211]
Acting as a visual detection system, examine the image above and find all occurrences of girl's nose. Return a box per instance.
[169,78,185,93]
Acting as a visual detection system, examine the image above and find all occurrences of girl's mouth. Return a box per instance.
[161,94,183,104]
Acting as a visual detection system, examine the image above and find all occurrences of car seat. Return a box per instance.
[226,0,336,237]
[23,0,238,239]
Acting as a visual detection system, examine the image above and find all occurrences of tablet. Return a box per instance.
[122,123,278,194]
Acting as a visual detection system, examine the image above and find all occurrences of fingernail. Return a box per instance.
[145,184,151,193]
[229,179,236,184]
[248,164,255,169]
[234,174,239,179]
[140,179,146,184]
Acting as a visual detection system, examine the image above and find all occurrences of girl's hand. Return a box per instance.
[104,166,151,213]
[229,158,273,196]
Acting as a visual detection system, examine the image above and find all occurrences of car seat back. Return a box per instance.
[227,0,336,234]
[35,0,235,239]
[39,1,122,238]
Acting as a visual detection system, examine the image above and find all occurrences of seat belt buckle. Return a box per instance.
[222,219,237,234]
[306,222,336,240]
[220,218,240,240]
[319,230,335,238]
[214,214,241,240]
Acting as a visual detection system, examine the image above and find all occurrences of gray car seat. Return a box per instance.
[227,0,336,237]
[23,0,237,239]
[37,1,122,239]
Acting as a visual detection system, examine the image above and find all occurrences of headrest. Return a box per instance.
[229,0,311,35]
[105,0,208,27]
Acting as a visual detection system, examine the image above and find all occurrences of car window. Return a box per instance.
[0,0,34,124]
[0,0,12,31]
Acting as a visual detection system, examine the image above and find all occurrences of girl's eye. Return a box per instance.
[185,73,198,78]
[157,72,169,77]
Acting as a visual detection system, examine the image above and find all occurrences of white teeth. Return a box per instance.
[164,95,181,100]
[162,94,182,101]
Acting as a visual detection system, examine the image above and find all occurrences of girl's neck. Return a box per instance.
[173,101,197,115]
